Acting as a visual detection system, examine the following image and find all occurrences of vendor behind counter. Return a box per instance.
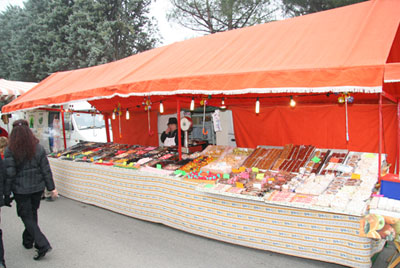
[160,117,184,147]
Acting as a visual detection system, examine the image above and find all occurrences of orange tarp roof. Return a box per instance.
[3,0,400,113]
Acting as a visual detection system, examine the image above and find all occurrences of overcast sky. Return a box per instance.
[0,0,201,46]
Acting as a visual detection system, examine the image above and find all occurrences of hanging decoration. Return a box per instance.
[142,97,154,136]
[159,101,164,114]
[126,109,130,120]
[255,97,260,114]
[290,96,296,107]
[337,92,354,142]
[113,103,122,138]
[200,97,208,135]
[190,97,195,111]
[220,97,226,109]
[338,92,354,104]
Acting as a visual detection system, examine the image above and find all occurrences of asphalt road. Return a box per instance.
[0,196,395,268]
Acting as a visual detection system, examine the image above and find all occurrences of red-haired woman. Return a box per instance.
[3,120,58,261]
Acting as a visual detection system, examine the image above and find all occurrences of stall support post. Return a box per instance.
[61,109,67,150]
[398,101,400,175]
[379,93,383,181]
[177,100,182,160]
[104,114,111,143]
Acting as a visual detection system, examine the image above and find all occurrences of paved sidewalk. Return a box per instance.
[0,196,394,268]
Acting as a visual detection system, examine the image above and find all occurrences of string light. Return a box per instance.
[112,112,116,120]
[255,97,260,114]
[126,109,130,120]
[159,101,164,114]
[220,97,226,109]
[290,96,296,107]
[190,97,195,111]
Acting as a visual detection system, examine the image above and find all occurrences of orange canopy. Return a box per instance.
[3,0,400,113]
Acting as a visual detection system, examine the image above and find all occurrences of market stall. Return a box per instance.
[0,78,37,102]
[2,0,400,267]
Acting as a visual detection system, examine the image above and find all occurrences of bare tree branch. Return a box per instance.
[167,0,276,34]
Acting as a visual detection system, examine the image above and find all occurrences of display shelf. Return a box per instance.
[196,184,367,216]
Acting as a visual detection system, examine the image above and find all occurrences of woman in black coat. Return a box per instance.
[4,120,58,261]
[0,156,9,268]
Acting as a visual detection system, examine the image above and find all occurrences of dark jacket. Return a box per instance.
[0,158,5,206]
[4,143,55,195]
[160,130,184,146]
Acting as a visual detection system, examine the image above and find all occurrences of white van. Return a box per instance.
[1,101,111,153]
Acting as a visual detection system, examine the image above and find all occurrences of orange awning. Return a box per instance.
[3,0,400,113]
[385,63,400,83]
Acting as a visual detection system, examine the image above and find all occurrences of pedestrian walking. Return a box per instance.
[0,154,11,268]
[3,119,58,261]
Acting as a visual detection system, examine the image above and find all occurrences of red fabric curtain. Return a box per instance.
[231,104,397,169]
[110,110,159,146]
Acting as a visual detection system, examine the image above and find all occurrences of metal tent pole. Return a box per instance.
[104,114,111,143]
[379,93,383,181]
[61,109,67,150]
[398,101,400,175]
[177,99,182,160]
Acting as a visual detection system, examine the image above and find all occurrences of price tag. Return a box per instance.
[311,156,321,163]
[174,170,181,175]
[239,166,246,172]
[123,161,127,166]
[156,164,162,169]
[253,183,262,190]
[252,167,259,173]
[236,182,244,188]
[365,153,375,158]
[204,184,214,189]
[351,173,361,179]
[256,173,265,180]
[99,159,103,163]
[67,154,70,158]
[128,163,134,167]
[232,168,240,173]
[223,173,230,179]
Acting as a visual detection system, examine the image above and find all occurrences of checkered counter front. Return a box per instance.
[50,158,384,268]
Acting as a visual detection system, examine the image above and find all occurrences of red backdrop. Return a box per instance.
[231,104,397,168]
[110,110,159,146]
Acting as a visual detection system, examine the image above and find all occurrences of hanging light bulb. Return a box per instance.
[190,97,195,111]
[290,96,296,107]
[126,109,130,120]
[255,97,260,114]
[112,111,116,120]
[220,97,226,109]
[159,101,164,114]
